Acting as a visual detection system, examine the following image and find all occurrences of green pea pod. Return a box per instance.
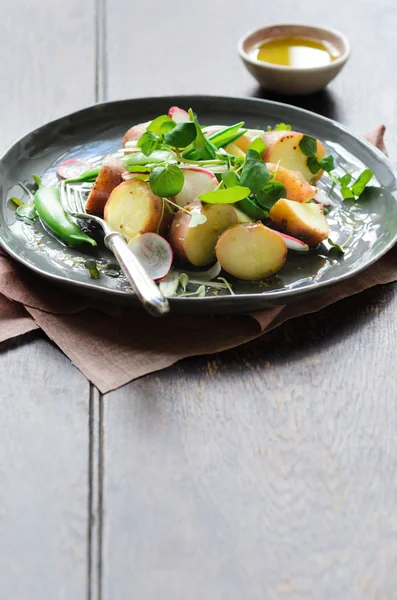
[208,122,247,148]
[34,185,96,246]
[64,166,101,184]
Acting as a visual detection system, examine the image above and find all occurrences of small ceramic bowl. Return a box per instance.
[238,24,351,96]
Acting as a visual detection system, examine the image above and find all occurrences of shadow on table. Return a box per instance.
[251,86,340,121]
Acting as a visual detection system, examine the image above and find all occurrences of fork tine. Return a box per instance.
[75,187,87,213]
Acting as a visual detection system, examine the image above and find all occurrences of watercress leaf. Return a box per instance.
[318,154,335,172]
[148,115,176,135]
[240,150,270,192]
[237,197,268,221]
[195,285,206,297]
[183,109,217,160]
[341,187,355,199]
[137,131,162,156]
[299,135,318,157]
[274,123,292,131]
[221,171,240,188]
[198,186,251,204]
[328,238,344,253]
[164,122,197,148]
[338,173,353,187]
[149,164,184,197]
[256,181,287,210]
[248,137,266,155]
[188,213,208,228]
[307,156,321,174]
[351,169,374,197]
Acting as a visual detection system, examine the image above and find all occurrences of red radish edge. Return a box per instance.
[275,231,309,252]
[128,233,173,280]
[57,158,92,180]
[180,166,217,180]
[168,106,190,123]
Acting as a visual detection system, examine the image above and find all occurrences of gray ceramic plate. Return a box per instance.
[1,95,396,313]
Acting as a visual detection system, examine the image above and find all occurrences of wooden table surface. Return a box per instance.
[1,1,397,598]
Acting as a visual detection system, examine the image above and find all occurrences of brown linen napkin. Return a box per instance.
[0,126,394,393]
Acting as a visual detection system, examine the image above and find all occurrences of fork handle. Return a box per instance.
[104,232,170,317]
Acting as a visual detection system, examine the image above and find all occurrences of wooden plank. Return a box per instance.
[103,0,397,598]
[0,0,96,598]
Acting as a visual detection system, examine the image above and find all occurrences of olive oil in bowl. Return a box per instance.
[253,36,340,68]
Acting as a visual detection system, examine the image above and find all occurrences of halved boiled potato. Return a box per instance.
[85,156,125,216]
[267,163,317,203]
[233,134,252,154]
[224,142,246,158]
[262,131,327,184]
[215,223,287,280]
[269,198,329,246]
[169,202,237,266]
[104,179,163,241]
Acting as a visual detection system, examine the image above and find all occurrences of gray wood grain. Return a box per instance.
[102,1,397,599]
[0,0,96,598]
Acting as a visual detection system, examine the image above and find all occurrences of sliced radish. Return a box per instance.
[57,158,93,180]
[174,167,218,207]
[314,189,332,206]
[168,106,190,123]
[275,231,309,252]
[127,233,173,280]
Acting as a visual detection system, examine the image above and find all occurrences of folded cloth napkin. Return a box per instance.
[0,126,394,393]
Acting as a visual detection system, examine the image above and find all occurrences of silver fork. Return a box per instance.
[60,182,170,316]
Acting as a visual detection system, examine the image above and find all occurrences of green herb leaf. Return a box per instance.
[318,155,335,172]
[299,135,318,157]
[256,181,287,210]
[328,238,345,254]
[237,197,268,221]
[221,171,240,188]
[149,164,184,197]
[340,187,355,199]
[84,259,101,279]
[182,109,217,160]
[147,115,176,135]
[307,156,321,174]
[338,173,353,187]
[240,149,270,193]
[274,123,292,131]
[248,137,266,155]
[198,186,251,204]
[351,169,374,197]
[164,122,197,148]
[137,131,162,156]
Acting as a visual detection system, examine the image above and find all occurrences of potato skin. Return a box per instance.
[123,121,150,146]
[104,179,163,241]
[215,223,287,280]
[85,156,125,216]
[169,201,237,266]
[267,163,317,203]
[269,198,329,246]
[262,131,327,184]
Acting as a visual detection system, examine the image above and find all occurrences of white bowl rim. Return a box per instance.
[238,23,351,72]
